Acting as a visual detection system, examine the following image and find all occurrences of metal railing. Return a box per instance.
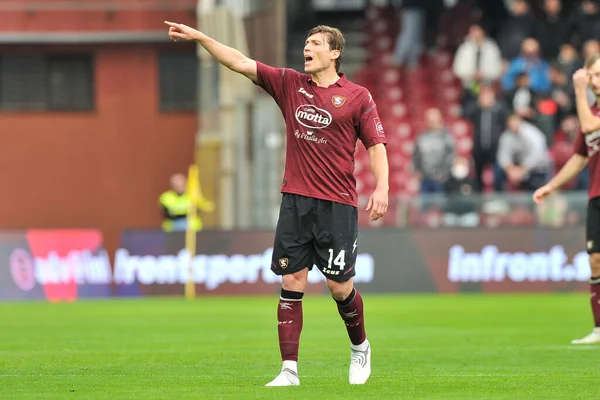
[358,191,590,229]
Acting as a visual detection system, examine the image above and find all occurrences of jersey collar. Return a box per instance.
[307,72,347,87]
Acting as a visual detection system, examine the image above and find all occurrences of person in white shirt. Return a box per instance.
[497,114,550,191]
[453,23,503,109]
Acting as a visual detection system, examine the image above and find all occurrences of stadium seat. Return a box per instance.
[389,153,408,173]
[550,140,572,169]
[429,50,453,68]
[456,137,473,157]
[448,118,473,138]
[382,87,404,102]
[388,121,413,141]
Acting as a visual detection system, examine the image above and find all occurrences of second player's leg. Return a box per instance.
[573,197,600,344]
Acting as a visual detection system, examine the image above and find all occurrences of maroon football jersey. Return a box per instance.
[255,62,387,207]
[574,104,600,199]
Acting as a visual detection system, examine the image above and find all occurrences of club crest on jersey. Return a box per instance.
[278,258,289,269]
[332,95,346,107]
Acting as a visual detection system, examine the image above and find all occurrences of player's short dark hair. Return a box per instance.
[585,53,600,69]
[306,25,345,73]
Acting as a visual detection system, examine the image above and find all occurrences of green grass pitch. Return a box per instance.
[1,293,599,399]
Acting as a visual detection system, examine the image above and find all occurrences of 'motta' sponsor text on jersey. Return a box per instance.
[255,62,387,207]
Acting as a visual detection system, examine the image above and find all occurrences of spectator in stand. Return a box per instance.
[392,0,427,69]
[442,156,479,227]
[506,71,537,121]
[578,0,600,46]
[549,62,574,118]
[583,38,600,59]
[453,23,503,112]
[556,44,581,79]
[497,113,550,191]
[412,108,455,196]
[534,0,570,61]
[473,0,510,40]
[465,87,508,192]
[502,38,551,93]
[497,0,536,61]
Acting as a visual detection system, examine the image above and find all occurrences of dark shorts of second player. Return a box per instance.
[587,197,600,254]
[271,193,359,282]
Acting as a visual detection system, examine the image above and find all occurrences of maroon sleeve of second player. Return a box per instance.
[574,133,588,157]
[356,90,387,149]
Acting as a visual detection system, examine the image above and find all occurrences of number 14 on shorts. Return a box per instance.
[324,248,346,276]
[323,239,356,276]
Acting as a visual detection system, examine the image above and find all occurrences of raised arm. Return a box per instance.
[165,21,258,83]
[573,68,600,134]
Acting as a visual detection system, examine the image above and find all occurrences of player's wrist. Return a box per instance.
[193,31,208,43]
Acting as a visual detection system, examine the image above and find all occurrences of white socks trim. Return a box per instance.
[350,339,369,352]
[282,360,298,373]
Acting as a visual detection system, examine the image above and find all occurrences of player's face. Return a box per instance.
[588,60,600,96]
[304,33,339,74]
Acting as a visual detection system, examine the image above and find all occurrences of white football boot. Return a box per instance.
[571,328,600,344]
[349,340,371,384]
[265,361,300,387]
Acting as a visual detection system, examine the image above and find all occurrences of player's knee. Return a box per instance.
[590,253,600,277]
[328,279,353,301]
[281,269,309,292]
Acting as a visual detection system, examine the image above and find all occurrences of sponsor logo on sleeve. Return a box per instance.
[374,117,384,136]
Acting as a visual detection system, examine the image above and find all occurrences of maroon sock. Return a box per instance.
[278,289,304,362]
[591,277,600,327]
[336,288,366,346]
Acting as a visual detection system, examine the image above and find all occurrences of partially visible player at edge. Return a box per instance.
[534,53,600,344]
[165,21,389,384]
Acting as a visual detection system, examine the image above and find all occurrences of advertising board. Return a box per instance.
[115,227,590,296]
[0,230,112,302]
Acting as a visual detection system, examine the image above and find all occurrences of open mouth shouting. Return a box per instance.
[304,55,313,67]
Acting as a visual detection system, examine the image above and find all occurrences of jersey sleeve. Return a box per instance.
[255,61,290,104]
[574,133,588,157]
[357,89,387,149]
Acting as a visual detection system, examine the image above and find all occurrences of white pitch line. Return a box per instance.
[0,373,589,378]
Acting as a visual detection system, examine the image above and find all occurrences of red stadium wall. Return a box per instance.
[0,4,199,255]
[0,1,196,33]
[0,6,199,256]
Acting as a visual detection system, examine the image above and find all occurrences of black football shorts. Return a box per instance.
[587,197,600,254]
[271,193,359,282]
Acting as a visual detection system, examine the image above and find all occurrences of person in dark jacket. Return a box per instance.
[497,0,536,60]
[534,0,571,61]
[578,0,600,46]
[464,86,508,192]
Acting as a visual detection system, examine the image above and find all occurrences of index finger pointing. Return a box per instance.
[164,21,179,27]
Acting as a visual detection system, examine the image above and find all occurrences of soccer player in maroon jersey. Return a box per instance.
[534,54,600,344]
[165,22,389,384]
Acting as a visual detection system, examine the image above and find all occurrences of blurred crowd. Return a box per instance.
[392,0,595,226]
